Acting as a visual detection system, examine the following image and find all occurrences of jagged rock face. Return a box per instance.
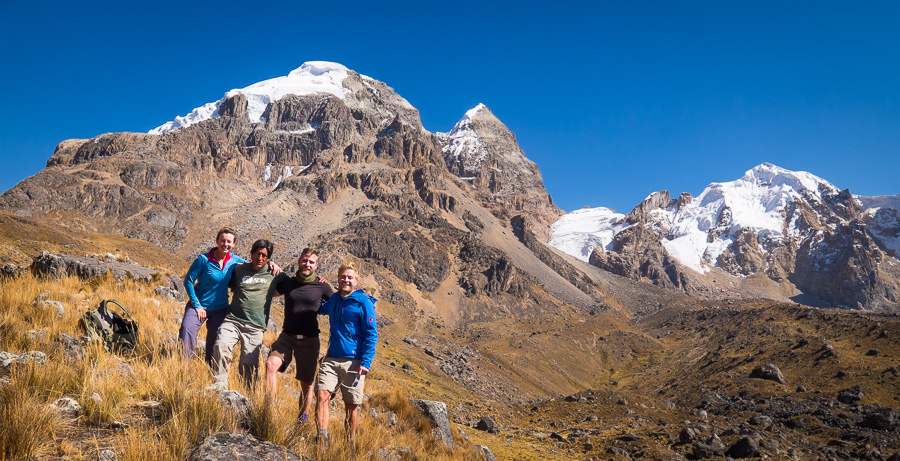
[0,72,447,254]
[0,62,596,332]
[312,210,537,302]
[573,164,900,311]
[624,190,673,225]
[793,221,900,311]
[437,105,561,232]
[716,230,771,277]
[589,223,688,290]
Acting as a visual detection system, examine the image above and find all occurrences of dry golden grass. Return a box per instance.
[0,365,67,460]
[0,273,490,460]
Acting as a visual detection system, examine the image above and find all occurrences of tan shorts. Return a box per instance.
[268,333,320,383]
[316,357,366,405]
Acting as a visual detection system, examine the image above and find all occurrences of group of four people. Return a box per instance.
[177,227,378,446]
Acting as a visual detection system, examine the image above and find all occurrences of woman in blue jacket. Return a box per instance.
[178,227,280,363]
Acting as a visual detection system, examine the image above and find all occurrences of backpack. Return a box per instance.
[81,300,139,353]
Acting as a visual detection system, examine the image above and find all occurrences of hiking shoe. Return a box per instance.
[317,433,329,451]
[295,413,308,427]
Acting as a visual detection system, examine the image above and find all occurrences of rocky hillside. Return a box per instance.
[0,61,630,400]
[1,61,899,459]
[551,163,900,312]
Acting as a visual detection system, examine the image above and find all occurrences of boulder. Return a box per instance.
[860,408,898,431]
[50,397,82,417]
[154,285,183,302]
[606,446,632,458]
[726,435,760,458]
[24,329,46,342]
[692,434,725,459]
[679,427,698,444]
[837,386,864,404]
[58,333,85,361]
[205,386,251,424]
[749,363,786,384]
[476,415,500,434]
[475,445,497,461]
[0,264,26,278]
[377,449,400,461]
[410,399,454,448]
[749,414,774,427]
[39,300,65,317]
[30,251,158,283]
[189,432,310,461]
[0,350,47,370]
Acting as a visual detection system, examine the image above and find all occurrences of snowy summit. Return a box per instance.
[150,61,353,134]
[550,163,896,274]
[436,103,490,178]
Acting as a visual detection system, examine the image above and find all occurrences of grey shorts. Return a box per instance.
[316,357,366,405]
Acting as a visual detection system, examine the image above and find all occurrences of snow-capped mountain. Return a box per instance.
[436,103,561,230]
[437,103,490,179]
[151,61,373,134]
[550,163,900,310]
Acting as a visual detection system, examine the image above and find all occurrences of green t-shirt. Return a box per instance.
[227,264,286,330]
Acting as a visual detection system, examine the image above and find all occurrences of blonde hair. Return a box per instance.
[338,261,359,276]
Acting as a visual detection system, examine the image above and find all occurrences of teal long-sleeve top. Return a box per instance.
[183,249,246,311]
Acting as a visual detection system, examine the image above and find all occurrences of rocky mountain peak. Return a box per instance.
[624,190,672,224]
[551,163,900,311]
[149,61,422,135]
[437,104,560,231]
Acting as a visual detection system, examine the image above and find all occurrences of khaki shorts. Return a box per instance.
[268,333,320,383]
[316,357,366,405]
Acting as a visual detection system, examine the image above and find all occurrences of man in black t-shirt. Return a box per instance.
[266,247,333,424]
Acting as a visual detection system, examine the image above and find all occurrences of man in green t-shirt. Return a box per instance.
[211,239,286,386]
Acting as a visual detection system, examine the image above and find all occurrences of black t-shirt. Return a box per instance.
[276,277,334,336]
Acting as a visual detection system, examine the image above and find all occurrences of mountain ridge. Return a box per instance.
[551,162,900,311]
[2,60,899,459]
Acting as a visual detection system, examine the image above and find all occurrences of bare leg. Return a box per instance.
[299,380,314,417]
[265,355,283,402]
[345,403,360,439]
[316,389,331,431]
[316,389,331,449]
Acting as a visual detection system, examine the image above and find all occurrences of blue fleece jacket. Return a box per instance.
[184,250,246,312]
[319,289,378,369]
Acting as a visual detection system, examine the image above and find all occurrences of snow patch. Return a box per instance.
[549,207,629,261]
[550,163,846,274]
[437,104,490,175]
[150,62,351,134]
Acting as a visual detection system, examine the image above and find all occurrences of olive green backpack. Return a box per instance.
[81,300,139,353]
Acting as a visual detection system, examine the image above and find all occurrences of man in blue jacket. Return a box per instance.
[315,261,378,449]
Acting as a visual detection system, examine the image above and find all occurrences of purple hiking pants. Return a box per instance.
[178,306,229,364]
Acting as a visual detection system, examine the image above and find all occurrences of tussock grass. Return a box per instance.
[0,272,488,460]
[0,365,66,460]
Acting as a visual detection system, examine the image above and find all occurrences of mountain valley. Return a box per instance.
[1,61,898,460]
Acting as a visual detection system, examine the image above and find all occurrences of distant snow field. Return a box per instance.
[549,163,899,275]
[549,207,627,261]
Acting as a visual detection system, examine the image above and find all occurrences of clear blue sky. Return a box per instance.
[1,1,898,213]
